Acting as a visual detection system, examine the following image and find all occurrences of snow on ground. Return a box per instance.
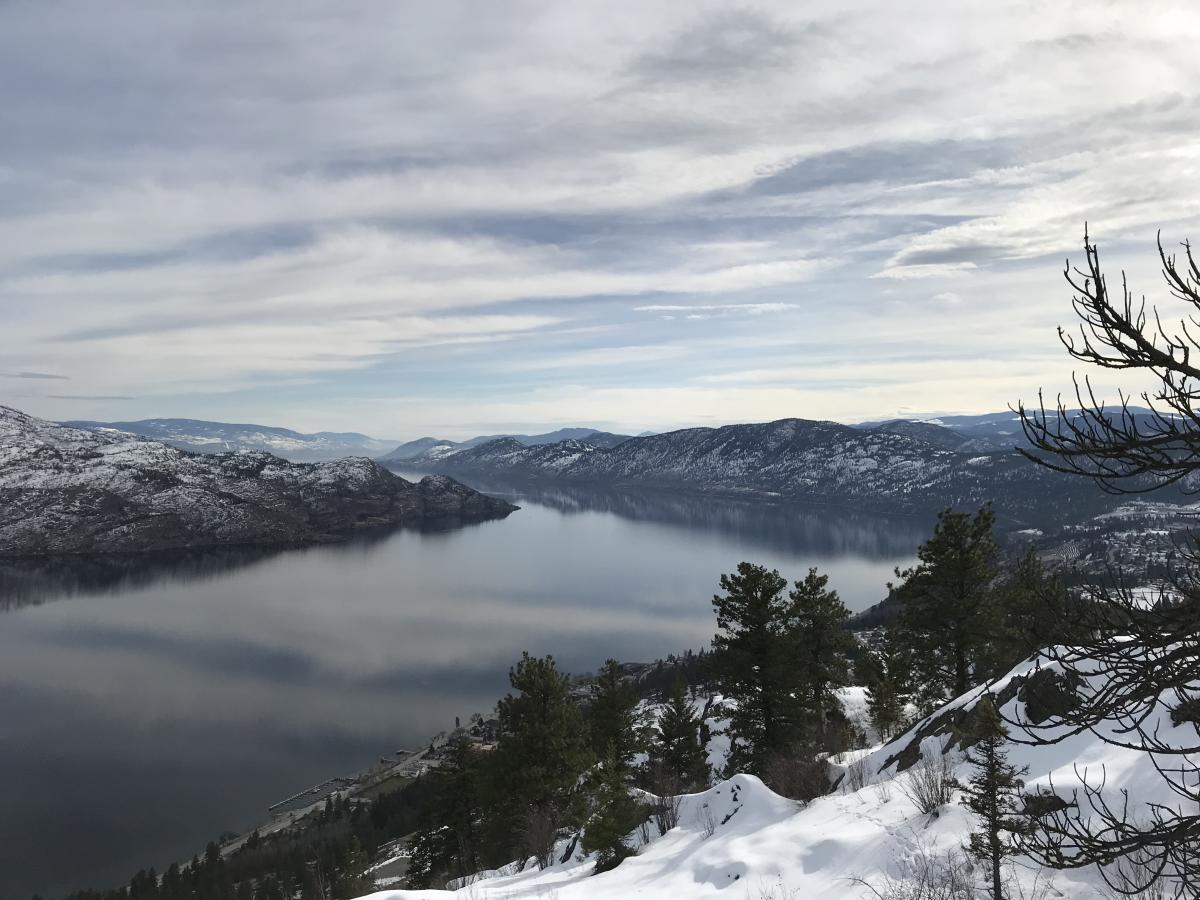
[357,652,1192,899]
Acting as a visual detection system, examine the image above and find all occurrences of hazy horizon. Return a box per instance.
[42,406,1028,444]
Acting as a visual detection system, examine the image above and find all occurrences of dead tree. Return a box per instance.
[1012,229,1200,898]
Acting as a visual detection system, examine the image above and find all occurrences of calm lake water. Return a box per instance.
[0,479,929,898]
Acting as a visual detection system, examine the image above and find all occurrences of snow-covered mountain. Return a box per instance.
[358,651,1185,899]
[0,406,515,556]
[380,428,633,462]
[64,417,400,462]
[855,406,1173,453]
[395,418,1117,522]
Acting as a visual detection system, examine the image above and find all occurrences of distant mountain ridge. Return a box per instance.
[853,406,1170,452]
[392,416,1127,522]
[65,417,638,463]
[380,428,634,461]
[2,406,515,556]
[65,418,400,463]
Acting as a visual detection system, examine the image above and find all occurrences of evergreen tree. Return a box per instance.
[439,737,485,878]
[300,868,326,900]
[961,698,1028,900]
[650,676,710,792]
[333,837,373,899]
[709,562,800,773]
[403,822,446,890]
[866,672,904,741]
[161,863,183,900]
[983,548,1070,677]
[581,746,649,874]
[787,567,854,738]
[494,652,593,867]
[891,506,1001,706]
[857,637,910,741]
[586,659,645,773]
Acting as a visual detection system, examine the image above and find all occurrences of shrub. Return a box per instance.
[900,749,957,815]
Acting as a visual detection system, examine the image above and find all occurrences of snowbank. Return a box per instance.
[357,652,1190,899]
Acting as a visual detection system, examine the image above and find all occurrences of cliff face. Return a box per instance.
[0,406,516,557]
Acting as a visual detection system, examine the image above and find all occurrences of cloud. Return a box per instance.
[872,262,978,280]
[634,302,797,314]
[46,394,135,401]
[627,8,814,84]
[2,1,1200,433]
[1,371,69,380]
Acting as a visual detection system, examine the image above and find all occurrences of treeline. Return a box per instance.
[405,655,711,885]
[55,782,437,900]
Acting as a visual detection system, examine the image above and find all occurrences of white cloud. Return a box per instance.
[872,262,978,280]
[3,1,1200,431]
[634,302,797,314]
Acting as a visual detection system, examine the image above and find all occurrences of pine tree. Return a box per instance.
[439,736,485,878]
[787,567,854,738]
[709,562,800,773]
[891,506,1001,706]
[581,746,649,874]
[651,676,710,791]
[983,548,1070,677]
[161,863,183,900]
[866,672,904,741]
[300,868,326,900]
[403,821,447,890]
[494,652,593,867]
[333,837,373,899]
[961,697,1028,900]
[587,659,644,773]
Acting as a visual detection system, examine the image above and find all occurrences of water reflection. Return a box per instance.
[491,480,933,558]
[0,486,925,898]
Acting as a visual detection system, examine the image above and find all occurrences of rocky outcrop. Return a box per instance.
[0,406,516,557]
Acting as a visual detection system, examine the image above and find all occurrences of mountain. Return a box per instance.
[64,418,400,462]
[379,428,633,461]
[358,651,1162,898]
[855,406,1172,452]
[0,406,515,557]
[863,418,991,451]
[394,417,1120,522]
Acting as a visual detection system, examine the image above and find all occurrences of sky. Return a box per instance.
[2,1,1200,440]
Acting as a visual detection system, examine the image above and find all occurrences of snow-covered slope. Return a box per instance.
[357,652,1190,899]
[0,406,516,556]
[65,417,399,462]
[400,418,1117,520]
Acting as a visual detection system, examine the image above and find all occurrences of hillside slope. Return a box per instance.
[359,652,1188,899]
[65,417,399,462]
[398,418,1116,521]
[0,406,516,556]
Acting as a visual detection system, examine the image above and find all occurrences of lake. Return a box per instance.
[0,480,929,898]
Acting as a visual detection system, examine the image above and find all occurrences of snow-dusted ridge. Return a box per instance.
[0,405,516,556]
[64,416,401,462]
[357,651,1191,899]
[399,417,1119,520]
